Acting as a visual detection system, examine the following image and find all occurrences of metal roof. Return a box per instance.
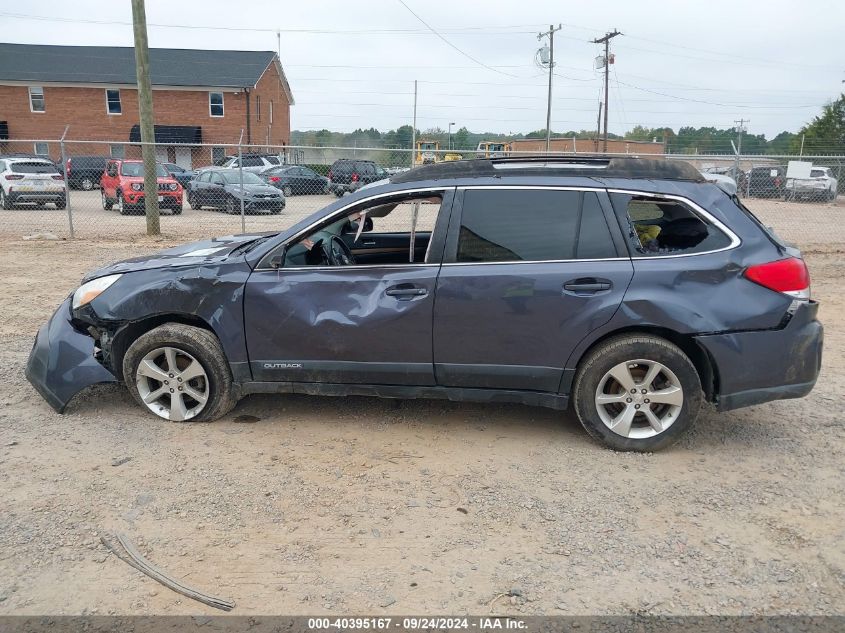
[0,43,281,90]
[390,156,705,184]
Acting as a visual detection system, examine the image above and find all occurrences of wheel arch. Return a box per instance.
[109,313,218,382]
[562,325,718,403]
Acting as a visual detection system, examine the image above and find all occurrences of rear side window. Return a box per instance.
[265,156,280,165]
[241,156,263,167]
[611,193,732,256]
[455,189,616,263]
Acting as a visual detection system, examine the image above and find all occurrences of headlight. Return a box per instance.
[168,182,178,191]
[131,182,142,191]
[72,274,123,310]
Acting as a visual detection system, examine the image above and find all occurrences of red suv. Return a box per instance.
[100,159,183,214]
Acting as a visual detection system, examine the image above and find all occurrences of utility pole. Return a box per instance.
[595,101,603,152]
[411,79,417,168]
[591,29,622,153]
[537,24,562,152]
[733,119,748,182]
[130,0,160,235]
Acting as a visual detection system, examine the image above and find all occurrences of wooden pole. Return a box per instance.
[131,0,160,235]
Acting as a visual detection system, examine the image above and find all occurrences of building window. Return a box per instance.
[269,100,273,124]
[29,86,45,112]
[256,95,261,121]
[110,144,125,158]
[34,142,49,156]
[209,92,224,117]
[105,89,122,115]
[211,146,226,164]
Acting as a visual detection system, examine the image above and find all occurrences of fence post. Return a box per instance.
[237,130,246,233]
[59,125,74,239]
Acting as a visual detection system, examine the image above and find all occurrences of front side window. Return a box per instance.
[281,192,444,268]
[455,189,615,263]
[209,92,224,117]
[241,156,263,167]
[33,142,49,156]
[109,144,125,158]
[29,86,45,112]
[106,89,122,114]
[211,147,227,164]
[612,193,732,256]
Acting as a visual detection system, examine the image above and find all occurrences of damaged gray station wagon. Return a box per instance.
[26,157,823,451]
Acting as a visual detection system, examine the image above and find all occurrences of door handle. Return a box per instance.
[563,278,612,295]
[361,240,376,246]
[385,286,428,299]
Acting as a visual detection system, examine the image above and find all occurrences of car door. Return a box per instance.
[243,187,455,386]
[432,186,633,393]
[206,172,227,208]
[102,161,119,197]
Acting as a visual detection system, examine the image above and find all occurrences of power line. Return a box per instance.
[394,0,518,78]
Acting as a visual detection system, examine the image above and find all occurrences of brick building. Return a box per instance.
[509,137,665,155]
[0,43,294,169]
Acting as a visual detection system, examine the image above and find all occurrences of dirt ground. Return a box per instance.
[0,211,843,616]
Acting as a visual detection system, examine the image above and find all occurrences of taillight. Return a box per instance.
[4,174,23,180]
[66,158,71,175]
[351,172,359,182]
[774,177,781,187]
[744,257,810,300]
[327,170,333,181]
[269,176,280,182]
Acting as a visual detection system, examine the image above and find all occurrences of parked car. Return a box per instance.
[65,156,109,190]
[188,168,284,214]
[100,159,183,215]
[217,154,284,173]
[162,163,195,189]
[0,157,66,209]
[785,166,838,202]
[26,156,823,452]
[746,166,786,198]
[328,159,381,197]
[260,165,329,196]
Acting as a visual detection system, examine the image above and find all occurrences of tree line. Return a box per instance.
[291,94,845,156]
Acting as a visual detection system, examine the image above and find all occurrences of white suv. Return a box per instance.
[786,166,839,202]
[0,157,67,209]
[219,154,283,173]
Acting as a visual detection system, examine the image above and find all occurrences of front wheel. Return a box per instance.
[572,334,702,452]
[123,324,237,422]
[102,190,113,210]
[282,185,293,197]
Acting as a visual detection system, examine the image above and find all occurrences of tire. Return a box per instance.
[282,185,293,197]
[122,324,237,423]
[55,197,66,210]
[572,334,702,452]
[80,177,94,191]
[322,181,330,194]
[102,190,113,210]
[226,197,237,214]
[188,194,201,210]
[0,189,12,210]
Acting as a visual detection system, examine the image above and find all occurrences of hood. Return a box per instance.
[81,232,275,282]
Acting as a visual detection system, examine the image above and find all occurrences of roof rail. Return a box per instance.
[390,154,704,184]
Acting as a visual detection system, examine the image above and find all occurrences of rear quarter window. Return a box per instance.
[610,193,733,256]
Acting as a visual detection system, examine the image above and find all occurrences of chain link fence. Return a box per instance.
[0,138,842,252]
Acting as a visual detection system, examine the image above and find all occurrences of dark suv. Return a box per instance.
[746,165,786,198]
[26,156,823,452]
[328,159,382,197]
[66,156,109,190]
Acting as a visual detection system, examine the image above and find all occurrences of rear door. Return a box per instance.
[433,186,633,392]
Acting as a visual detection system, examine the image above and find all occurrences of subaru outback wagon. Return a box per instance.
[26,157,823,451]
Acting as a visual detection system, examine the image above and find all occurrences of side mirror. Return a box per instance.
[269,255,283,269]
[344,217,374,233]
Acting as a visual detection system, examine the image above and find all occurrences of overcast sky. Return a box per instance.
[2,0,843,139]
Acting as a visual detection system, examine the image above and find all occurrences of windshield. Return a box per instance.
[810,169,826,178]
[121,163,168,177]
[220,171,265,185]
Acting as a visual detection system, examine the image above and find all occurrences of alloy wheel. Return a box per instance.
[594,359,683,439]
[81,178,94,191]
[135,346,209,421]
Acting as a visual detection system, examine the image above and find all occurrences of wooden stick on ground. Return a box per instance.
[100,532,235,611]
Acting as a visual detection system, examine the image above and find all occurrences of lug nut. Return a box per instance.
[178,386,183,391]
[626,398,632,403]
[169,388,174,393]
[177,377,182,382]
[164,380,169,385]
[630,389,637,393]
[169,373,174,378]
[641,389,647,394]
[644,399,650,403]
[634,404,641,409]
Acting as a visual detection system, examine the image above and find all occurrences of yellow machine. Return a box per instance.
[443,152,463,161]
[415,140,440,165]
[475,141,512,158]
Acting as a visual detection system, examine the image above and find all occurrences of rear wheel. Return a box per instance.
[55,196,66,210]
[572,334,702,452]
[226,197,236,214]
[282,184,293,197]
[123,324,237,423]
[80,177,94,191]
[188,193,201,210]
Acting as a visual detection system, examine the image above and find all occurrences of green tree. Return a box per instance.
[790,94,845,155]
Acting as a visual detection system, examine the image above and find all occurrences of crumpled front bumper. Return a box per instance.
[25,298,117,413]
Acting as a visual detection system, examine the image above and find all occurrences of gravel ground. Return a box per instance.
[0,213,842,616]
